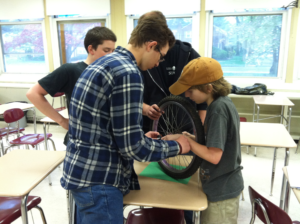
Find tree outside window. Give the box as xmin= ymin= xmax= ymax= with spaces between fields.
xmin=1 ymin=23 xmax=46 ymax=73
xmin=57 ymin=20 xmax=105 ymax=64
xmin=212 ymin=14 xmax=282 ymax=77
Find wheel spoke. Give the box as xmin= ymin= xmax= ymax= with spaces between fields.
xmin=152 ymin=96 xmax=203 ymax=179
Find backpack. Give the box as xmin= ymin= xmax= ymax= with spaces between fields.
xmin=231 ymin=83 xmax=274 ymax=95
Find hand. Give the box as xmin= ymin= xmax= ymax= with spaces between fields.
xmin=175 ymin=135 xmax=191 ymax=154
xmin=145 ymin=131 xmax=160 ymax=139
xmin=58 ymin=117 xmax=69 ymax=130
xmin=145 ymin=104 xmax=163 ymax=120
xmin=161 ymin=134 xmax=182 ymax=141
xmin=182 ymin=131 xmax=196 ymax=141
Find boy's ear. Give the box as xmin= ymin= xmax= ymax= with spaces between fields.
xmin=146 ymin=41 xmax=158 ymax=52
xmin=87 ymin=45 xmax=94 ymax=55
xmin=206 ymin=84 xmax=213 ymax=93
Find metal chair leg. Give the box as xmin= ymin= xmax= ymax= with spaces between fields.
xmin=0 ymin=140 xmax=4 ymax=157
xmin=48 ymin=138 xmax=57 ymax=151
xmin=296 ymin=138 xmax=299 ymax=154
xmin=35 ymin=205 xmax=47 ymax=224
xmin=4 ymin=145 xmax=14 ymax=154
xmin=241 ymin=191 xmax=245 ymax=201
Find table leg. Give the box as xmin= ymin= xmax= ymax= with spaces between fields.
xmin=193 ymin=211 xmax=200 ymax=224
xmin=288 ymin=107 xmax=292 ymax=133
xmin=256 ymin=105 xmax=260 ymax=123
xmin=283 ymin=179 xmax=291 ymax=213
xmin=280 ymin=106 xmax=283 ymax=124
xmin=270 ymin=147 xmax=278 ymax=196
xmin=43 ymin=123 xmax=52 ymax=186
xmin=280 ymin=148 xmax=290 ymax=209
xmin=253 ymin=103 xmax=255 ymax=122
xmin=21 ymin=194 xmax=29 ymax=224
xmin=254 ymin=105 xmax=260 ymax=157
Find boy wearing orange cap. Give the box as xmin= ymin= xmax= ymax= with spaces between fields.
xmin=164 ymin=57 xmax=244 ymax=224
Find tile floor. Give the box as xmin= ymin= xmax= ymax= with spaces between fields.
xmin=2 ymin=122 xmax=300 ymax=224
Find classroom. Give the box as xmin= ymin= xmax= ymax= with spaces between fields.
xmin=0 ymin=0 xmax=299 ymax=224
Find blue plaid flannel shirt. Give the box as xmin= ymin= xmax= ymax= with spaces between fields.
xmin=60 ymin=46 xmax=180 ymax=195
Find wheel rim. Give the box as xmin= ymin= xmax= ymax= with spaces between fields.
xmin=152 ymin=100 xmax=199 ymax=173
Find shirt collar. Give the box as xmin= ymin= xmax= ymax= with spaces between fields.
xmin=115 ymin=46 xmax=138 ymax=67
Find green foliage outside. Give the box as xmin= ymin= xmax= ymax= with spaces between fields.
xmin=212 ymin=13 xmax=282 ymax=77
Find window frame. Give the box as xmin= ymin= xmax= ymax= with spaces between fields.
xmin=126 ymin=13 xmax=200 ymax=53
xmin=0 ymin=20 xmax=49 ymax=76
xmin=294 ymin=10 xmax=300 ymax=83
xmin=49 ymin=15 xmax=111 ymax=69
xmin=205 ymin=10 xmax=292 ymax=87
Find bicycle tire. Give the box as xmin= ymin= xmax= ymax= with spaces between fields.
xmin=150 ymin=96 xmax=205 ymax=179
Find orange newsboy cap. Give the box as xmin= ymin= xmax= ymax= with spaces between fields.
xmin=169 ymin=57 xmax=223 ymax=95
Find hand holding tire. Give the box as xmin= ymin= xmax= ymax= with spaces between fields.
xmin=175 ymin=135 xmax=191 ymax=154
xmin=146 ymin=104 xmax=163 ymax=120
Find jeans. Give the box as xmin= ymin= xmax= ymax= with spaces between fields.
xmin=71 ymin=184 xmax=123 ymax=224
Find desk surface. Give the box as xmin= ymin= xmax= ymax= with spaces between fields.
xmin=0 ymin=150 xmax=65 ymax=197
xmin=0 ymin=103 xmax=34 ymax=115
xmin=253 ymin=95 xmax=294 ymax=106
xmin=123 ymin=161 xmax=207 ymax=211
xmin=40 ymin=109 xmax=69 ymax=123
xmin=282 ymin=167 xmax=300 ymax=204
xmin=240 ymin=122 xmax=297 ymax=148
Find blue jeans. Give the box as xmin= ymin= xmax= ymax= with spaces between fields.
xmin=71 ymin=184 xmax=123 ymax=224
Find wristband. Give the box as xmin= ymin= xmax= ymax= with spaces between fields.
xmin=177 ymin=142 xmax=182 ymax=155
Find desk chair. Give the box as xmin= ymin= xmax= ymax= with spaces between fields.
xmin=249 ymin=186 xmax=300 ymax=224
xmin=3 ymin=108 xmax=56 ymax=155
xmin=0 ymin=127 xmax=25 ymax=157
xmin=126 ymin=207 xmax=184 ymax=224
xmin=0 ymin=196 xmax=47 ymax=224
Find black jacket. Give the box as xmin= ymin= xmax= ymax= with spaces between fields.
xmin=142 ymin=40 xmax=207 ymax=132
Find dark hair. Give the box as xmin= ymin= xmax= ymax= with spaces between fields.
xmin=129 ymin=16 xmax=175 ymax=50
xmin=84 ymin=27 xmax=117 ymax=53
xmin=138 ymin=11 xmax=166 ymax=24
xmin=191 ymin=77 xmax=232 ymax=99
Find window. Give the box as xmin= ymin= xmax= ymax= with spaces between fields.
xmin=57 ymin=20 xmax=105 ymax=64
xmin=133 ymin=17 xmax=193 ymax=45
xmin=0 ymin=21 xmax=47 ymax=73
xmin=128 ymin=14 xmax=200 ymax=52
xmin=206 ymin=9 xmax=290 ymax=80
xmin=50 ymin=17 xmax=108 ymax=68
xmin=294 ymin=10 xmax=300 ymax=82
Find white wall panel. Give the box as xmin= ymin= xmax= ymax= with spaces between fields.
xmin=206 ymin=0 xmax=293 ymax=11
xmin=0 ymin=0 xmax=44 ymax=20
xmin=46 ymin=0 xmax=110 ymax=16
xmin=125 ymin=0 xmax=201 ymax=16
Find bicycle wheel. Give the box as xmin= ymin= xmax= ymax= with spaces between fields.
xmin=150 ymin=96 xmax=205 ymax=179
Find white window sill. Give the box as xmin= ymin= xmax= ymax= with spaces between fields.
xmin=0 ymin=73 xmax=48 ymax=88
xmin=226 ymin=77 xmax=300 ymax=92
